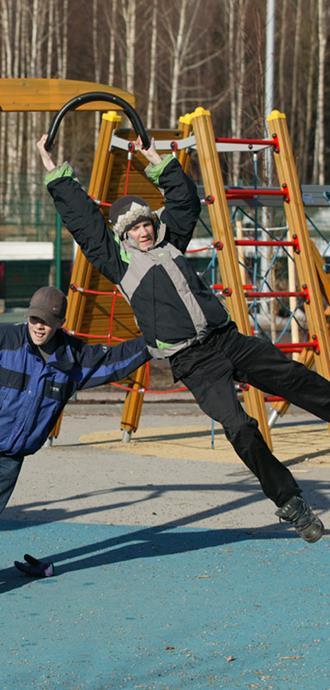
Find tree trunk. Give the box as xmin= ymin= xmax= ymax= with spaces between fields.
xmin=278 ymin=0 xmax=287 ymax=112
xmin=121 ymin=0 xmax=136 ymax=94
xmin=108 ymin=0 xmax=117 ymax=85
xmin=93 ymin=0 xmax=101 ymax=150
xmin=290 ymin=0 xmax=302 ymax=142
xmin=301 ymin=0 xmax=317 ymax=181
xmin=147 ymin=0 xmax=157 ymax=129
xmin=170 ymin=0 xmax=187 ymax=127
xmin=313 ymin=0 xmax=326 ymax=183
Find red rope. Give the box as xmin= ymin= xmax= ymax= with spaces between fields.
xmin=70 ymin=283 xmax=125 ymax=298
xmin=123 ymin=158 xmax=131 ymax=195
xmin=107 ymin=287 xmax=119 ymax=343
xmin=89 ymin=145 xmax=134 ymax=206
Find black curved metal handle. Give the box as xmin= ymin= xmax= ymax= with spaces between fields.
xmin=45 ymin=91 xmax=150 ymax=151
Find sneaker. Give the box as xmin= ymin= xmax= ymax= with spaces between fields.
xmin=275 ymin=495 xmax=324 ymax=543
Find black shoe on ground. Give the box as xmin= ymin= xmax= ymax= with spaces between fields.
xmin=275 ymin=495 xmax=324 ymax=543
xmin=14 ymin=553 xmax=54 ymax=577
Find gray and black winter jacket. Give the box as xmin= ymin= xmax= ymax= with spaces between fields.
xmin=46 ymin=156 xmax=229 ymax=358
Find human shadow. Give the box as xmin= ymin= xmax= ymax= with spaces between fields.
xmin=1 ymin=474 xmax=329 ymax=595
xmin=2 ymin=471 xmax=329 ymax=530
xmin=53 ymin=418 xmax=327 ymax=449
xmin=0 ymin=520 xmax=295 ymax=595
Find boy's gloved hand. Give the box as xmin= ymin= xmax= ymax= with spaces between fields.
xmin=14 ymin=553 xmax=54 ymax=578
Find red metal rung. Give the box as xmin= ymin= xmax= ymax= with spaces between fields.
xmin=245 ymin=290 xmax=307 ymax=299
xmin=275 ymin=338 xmax=319 ymax=353
xmin=234 ymin=239 xmax=297 ymax=248
xmin=215 ymin=136 xmax=280 ymax=150
xmin=226 ymin=188 xmax=289 ymax=201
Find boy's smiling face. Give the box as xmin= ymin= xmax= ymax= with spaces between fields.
xmin=28 ymin=316 xmax=59 ymax=346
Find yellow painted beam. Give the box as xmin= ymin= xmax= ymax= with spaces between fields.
xmin=0 ymin=78 xmax=134 ymax=111
xmin=190 ymin=107 xmax=272 ymax=449
xmin=267 ymin=110 xmax=330 ymax=381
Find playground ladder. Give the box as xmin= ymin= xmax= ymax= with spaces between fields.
xmin=188 ymin=107 xmax=329 ymax=435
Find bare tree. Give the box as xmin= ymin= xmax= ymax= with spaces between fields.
xmin=53 ymin=0 xmax=68 ymax=163
xmin=108 ymin=0 xmax=118 ymax=86
xmin=313 ymin=0 xmax=326 ymax=183
xmin=278 ymin=0 xmax=288 ymax=112
xmin=227 ymin=0 xmax=247 ymax=183
xmin=0 ymin=0 xmax=329 ymax=206
xmin=290 ymin=0 xmax=302 ymax=141
xmin=121 ymin=0 xmax=136 ymax=94
xmin=146 ymin=0 xmax=157 ymax=128
xmin=301 ymin=0 xmax=317 ymax=181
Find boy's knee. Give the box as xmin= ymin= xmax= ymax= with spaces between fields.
xmin=225 ymin=419 xmax=259 ymax=449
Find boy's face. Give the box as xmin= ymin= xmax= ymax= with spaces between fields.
xmin=28 ymin=316 xmax=58 ymax=346
xmin=127 ymin=221 xmax=155 ymax=251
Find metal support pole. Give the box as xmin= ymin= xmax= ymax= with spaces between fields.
xmin=55 ymin=212 xmax=62 ymax=289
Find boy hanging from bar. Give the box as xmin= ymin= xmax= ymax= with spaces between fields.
xmin=37 ymin=133 xmax=330 ymax=543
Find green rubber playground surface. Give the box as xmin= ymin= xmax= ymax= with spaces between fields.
xmin=0 ymin=520 xmax=329 ymax=690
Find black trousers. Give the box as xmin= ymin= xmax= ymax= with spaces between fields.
xmin=170 ymin=323 xmax=330 ymax=507
xmin=0 ymin=454 xmax=24 ymax=515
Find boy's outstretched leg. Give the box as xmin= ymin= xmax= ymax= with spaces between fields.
xmin=173 ymin=347 xmax=325 ymax=543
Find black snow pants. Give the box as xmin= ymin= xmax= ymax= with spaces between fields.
xmin=170 ymin=322 xmax=330 ymax=507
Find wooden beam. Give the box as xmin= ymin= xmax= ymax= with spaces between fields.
xmin=0 ymin=78 xmax=135 ymax=112
xmin=267 ymin=110 xmax=330 ymax=381
xmin=190 ymin=107 xmax=272 ymax=449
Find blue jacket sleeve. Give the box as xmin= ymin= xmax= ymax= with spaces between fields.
xmin=74 ymin=335 xmax=150 ymax=390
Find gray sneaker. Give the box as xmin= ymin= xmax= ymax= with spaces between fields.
xmin=275 ymin=495 xmax=324 ymax=543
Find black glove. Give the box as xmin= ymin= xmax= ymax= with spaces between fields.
xmin=14 ymin=553 xmax=54 ymax=578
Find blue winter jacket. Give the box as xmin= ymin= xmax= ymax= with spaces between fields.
xmin=0 ymin=323 xmax=149 ymax=457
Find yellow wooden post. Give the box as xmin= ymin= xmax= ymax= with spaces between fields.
xmin=65 ymin=112 xmax=122 ymax=336
xmin=177 ymin=114 xmax=193 ymax=169
xmin=119 ymin=118 xmax=197 ymax=439
xmin=189 ymin=107 xmax=272 ymax=448
xmin=51 ymin=112 xmax=122 ymax=440
xmin=267 ymin=110 xmax=330 ymax=381
xmin=120 ymin=365 xmax=149 ymax=440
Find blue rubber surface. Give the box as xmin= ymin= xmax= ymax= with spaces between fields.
xmin=0 ymin=521 xmax=329 ymax=690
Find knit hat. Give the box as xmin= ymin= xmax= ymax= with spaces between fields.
xmin=28 ymin=286 xmax=67 ymax=328
xmin=109 ymin=195 xmax=154 ymax=238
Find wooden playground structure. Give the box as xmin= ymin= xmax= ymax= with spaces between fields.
xmin=1 ymin=79 xmax=329 ymax=450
